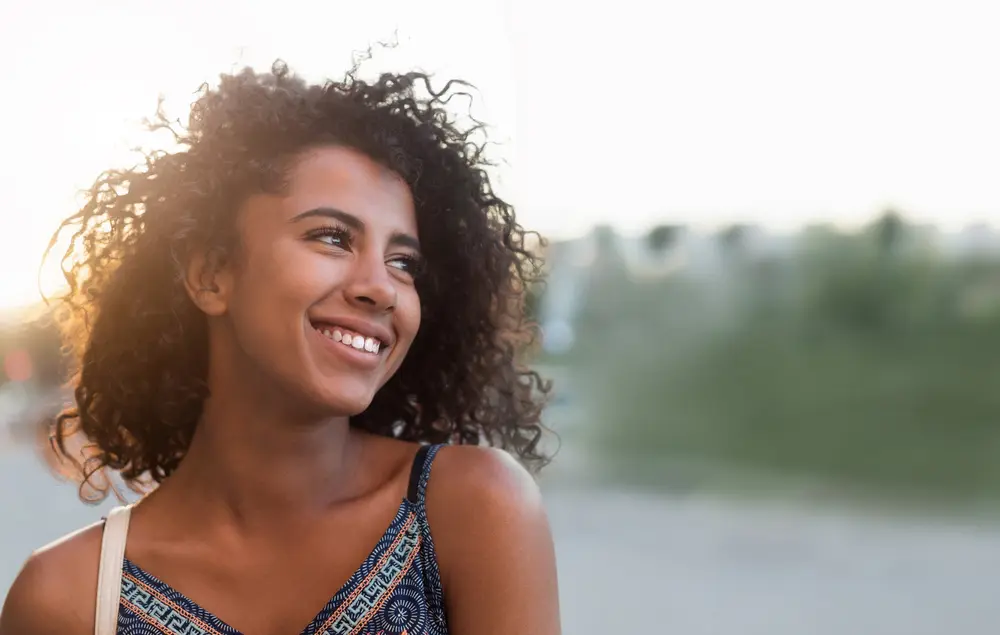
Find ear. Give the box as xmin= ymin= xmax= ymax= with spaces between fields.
xmin=183 ymin=246 xmax=234 ymax=317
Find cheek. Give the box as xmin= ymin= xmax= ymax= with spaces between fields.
xmin=390 ymin=290 xmax=422 ymax=360
xmin=400 ymin=291 xmax=422 ymax=340
xmin=238 ymin=241 xmax=327 ymax=305
xmin=228 ymin=257 xmax=313 ymax=340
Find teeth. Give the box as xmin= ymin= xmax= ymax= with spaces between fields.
xmin=316 ymin=325 xmax=383 ymax=355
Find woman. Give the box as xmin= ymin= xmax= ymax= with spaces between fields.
xmin=0 ymin=60 xmax=560 ymax=635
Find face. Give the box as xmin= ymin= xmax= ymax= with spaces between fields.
xmin=194 ymin=146 xmax=422 ymax=416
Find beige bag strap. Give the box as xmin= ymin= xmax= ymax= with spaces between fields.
xmin=95 ymin=505 xmax=132 ymax=635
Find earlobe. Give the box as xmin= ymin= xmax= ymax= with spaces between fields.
xmin=183 ymin=247 xmax=231 ymax=316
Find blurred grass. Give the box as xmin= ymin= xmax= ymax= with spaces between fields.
xmin=548 ymin=217 xmax=1000 ymax=506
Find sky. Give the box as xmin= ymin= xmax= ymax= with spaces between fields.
xmin=0 ymin=0 xmax=998 ymax=311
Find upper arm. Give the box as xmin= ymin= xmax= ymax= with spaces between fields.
xmin=426 ymin=446 xmax=561 ymax=635
xmin=0 ymin=554 xmax=64 ymax=635
xmin=0 ymin=525 xmax=102 ymax=635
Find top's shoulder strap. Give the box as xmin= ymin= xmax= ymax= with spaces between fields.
xmin=94 ymin=505 xmax=132 ymax=635
xmin=406 ymin=444 xmax=443 ymax=504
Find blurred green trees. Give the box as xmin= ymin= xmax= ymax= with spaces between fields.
xmin=553 ymin=212 xmax=1000 ymax=502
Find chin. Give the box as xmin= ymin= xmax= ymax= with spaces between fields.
xmin=311 ymin=377 xmax=378 ymax=417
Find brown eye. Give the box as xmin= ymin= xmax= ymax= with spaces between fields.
xmin=307 ymin=226 xmax=352 ymax=250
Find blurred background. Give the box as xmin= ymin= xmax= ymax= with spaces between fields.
xmin=3 ymin=1 xmax=1000 ymax=632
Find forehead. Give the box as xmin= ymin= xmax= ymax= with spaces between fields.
xmin=286 ymin=146 xmax=414 ymax=216
xmin=241 ymin=145 xmax=417 ymax=233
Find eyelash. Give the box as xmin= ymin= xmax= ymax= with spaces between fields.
xmin=307 ymin=225 xmax=351 ymax=248
xmin=305 ymin=225 xmax=424 ymax=277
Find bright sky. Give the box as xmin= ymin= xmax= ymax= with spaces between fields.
xmin=0 ymin=0 xmax=998 ymax=312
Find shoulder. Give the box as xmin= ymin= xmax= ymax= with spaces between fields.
xmin=0 ymin=521 xmax=104 ymax=635
xmin=421 ymin=444 xmax=550 ymax=560
xmin=426 ymin=444 xmax=544 ymax=515
xmin=423 ymin=446 xmax=560 ymax=632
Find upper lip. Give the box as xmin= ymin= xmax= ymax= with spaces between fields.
xmin=310 ymin=315 xmax=395 ymax=349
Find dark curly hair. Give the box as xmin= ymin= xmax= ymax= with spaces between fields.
xmin=46 ymin=58 xmax=551 ymax=501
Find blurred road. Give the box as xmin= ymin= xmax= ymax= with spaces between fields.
xmin=2 ymin=443 xmax=999 ymax=633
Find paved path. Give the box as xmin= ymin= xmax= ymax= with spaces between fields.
xmin=2 ymin=445 xmax=999 ymax=633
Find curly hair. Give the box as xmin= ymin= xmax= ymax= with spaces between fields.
xmin=46 ymin=58 xmax=551 ymax=501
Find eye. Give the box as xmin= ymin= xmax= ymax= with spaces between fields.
xmin=387 ymin=255 xmax=424 ymax=277
xmin=306 ymin=225 xmax=352 ymax=250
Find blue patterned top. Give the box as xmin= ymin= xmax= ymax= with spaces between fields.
xmin=114 ymin=444 xmax=448 ymax=635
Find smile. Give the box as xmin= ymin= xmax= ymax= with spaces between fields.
xmin=314 ymin=325 xmax=383 ymax=356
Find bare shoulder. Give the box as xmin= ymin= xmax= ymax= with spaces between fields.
xmin=0 ymin=521 xmax=104 ymax=635
xmin=427 ymin=445 xmax=544 ymax=514
xmin=426 ymin=445 xmax=560 ymax=634
xmin=422 ymin=444 xmax=550 ymax=574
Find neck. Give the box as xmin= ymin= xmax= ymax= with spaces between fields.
xmin=160 ymin=341 xmax=366 ymax=530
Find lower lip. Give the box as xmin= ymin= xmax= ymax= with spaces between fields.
xmin=311 ymin=328 xmax=385 ymax=368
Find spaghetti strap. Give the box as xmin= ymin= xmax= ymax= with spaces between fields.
xmin=405 ymin=444 xmax=447 ymax=628
xmin=406 ymin=444 xmax=443 ymax=504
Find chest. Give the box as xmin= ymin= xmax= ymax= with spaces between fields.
xmin=121 ymin=506 xmax=431 ymax=635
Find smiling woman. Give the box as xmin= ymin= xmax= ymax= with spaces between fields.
xmin=0 ymin=59 xmax=560 ymax=635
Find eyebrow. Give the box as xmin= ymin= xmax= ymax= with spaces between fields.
xmin=292 ymin=207 xmax=421 ymax=251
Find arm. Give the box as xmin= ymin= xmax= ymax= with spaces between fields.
xmin=428 ymin=447 xmax=561 ymax=635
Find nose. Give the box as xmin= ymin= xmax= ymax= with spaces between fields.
xmin=344 ymin=255 xmax=396 ymax=313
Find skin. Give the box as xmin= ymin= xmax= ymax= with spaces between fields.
xmin=0 ymin=146 xmax=561 ymax=635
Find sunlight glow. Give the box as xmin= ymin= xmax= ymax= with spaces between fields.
xmin=1 ymin=0 xmax=998 ymax=312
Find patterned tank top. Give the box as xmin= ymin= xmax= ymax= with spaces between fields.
xmin=114 ymin=444 xmax=449 ymax=635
